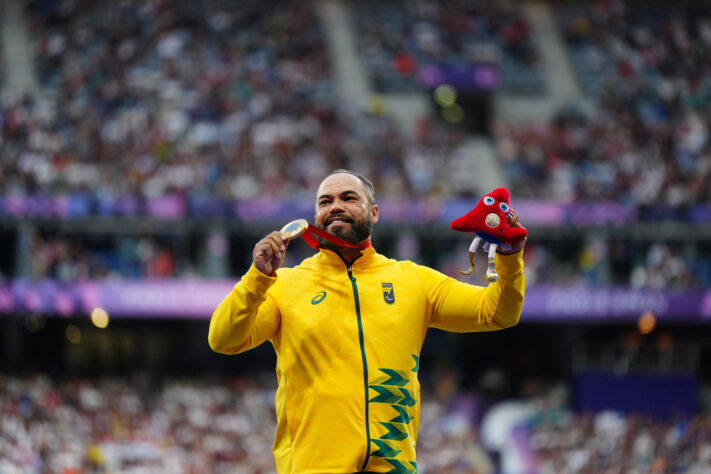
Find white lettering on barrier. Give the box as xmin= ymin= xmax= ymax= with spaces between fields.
xmin=610 ymin=291 xmax=668 ymax=315
xmin=121 ymin=286 xmax=171 ymax=311
xmin=547 ymin=290 xmax=599 ymax=316
xmin=114 ymin=282 xmax=234 ymax=316
xmin=547 ymin=289 xmax=669 ymax=317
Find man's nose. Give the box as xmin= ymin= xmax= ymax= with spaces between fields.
xmin=328 ymin=199 xmax=346 ymax=212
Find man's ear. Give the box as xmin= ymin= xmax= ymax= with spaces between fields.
xmin=371 ymin=204 xmax=379 ymax=225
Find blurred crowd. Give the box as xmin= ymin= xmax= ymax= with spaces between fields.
xmin=17 ymin=231 xmax=711 ymax=290
xmin=2 ymin=0 xmax=709 ymax=208
xmin=26 ymin=234 xmax=195 ymax=281
xmin=401 ymin=235 xmax=711 ymax=290
xmin=0 ymin=0 xmax=472 ymax=206
xmin=353 ymin=0 xmax=542 ymax=94
xmin=496 ymin=0 xmax=711 ymax=206
xmin=0 ymin=374 xmax=495 ymax=474
xmin=4 ymin=373 xmax=711 ymax=473
xmin=530 ymin=409 xmax=711 ymax=473
xmin=0 ymin=375 xmax=277 ymax=473
xmin=523 ymin=240 xmax=710 ymax=289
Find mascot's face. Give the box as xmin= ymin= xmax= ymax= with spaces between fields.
xmin=449 ymin=187 xmax=527 ymax=244
xmin=481 ymin=189 xmax=512 ymax=229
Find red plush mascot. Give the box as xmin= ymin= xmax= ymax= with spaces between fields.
xmin=450 ymin=187 xmax=527 ymax=282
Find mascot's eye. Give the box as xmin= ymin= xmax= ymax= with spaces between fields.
xmin=500 ymin=202 xmax=509 ymax=212
xmin=484 ymin=196 xmax=495 ymax=205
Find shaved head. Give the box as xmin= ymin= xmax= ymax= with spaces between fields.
xmin=316 ymin=169 xmax=375 ymax=206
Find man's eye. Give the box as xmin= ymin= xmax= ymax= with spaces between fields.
xmin=319 ymin=201 xmax=330 ymax=206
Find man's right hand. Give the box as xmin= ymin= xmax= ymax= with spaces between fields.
xmin=253 ymin=231 xmax=290 ymax=276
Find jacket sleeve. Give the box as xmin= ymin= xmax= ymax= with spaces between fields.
xmin=208 ymin=264 xmax=281 ymax=354
xmin=416 ymin=251 xmax=525 ymax=332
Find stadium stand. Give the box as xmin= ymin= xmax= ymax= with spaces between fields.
xmin=352 ymin=0 xmax=544 ymax=94
xmin=0 ymin=373 xmax=495 ymax=473
xmin=497 ymin=1 xmax=711 ymax=205
xmin=557 ymin=1 xmax=711 ymax=100
xmin=19 ymin=226 xmax=711 ymax=289
xmin=493 ymin=105 xmax=711 ymax=205
xmin=5 ymin=0 xmax=471 ymax=205
xmin=529 ymin=409 xmax=711 ymax=472
xmin=27 ymin=233 xmax=195 ymax=280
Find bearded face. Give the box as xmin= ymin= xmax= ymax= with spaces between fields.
xmin=314 ymin=173 xmax=379 ymax=251
xmin=317 ymin=209 xmax=373 ymax=248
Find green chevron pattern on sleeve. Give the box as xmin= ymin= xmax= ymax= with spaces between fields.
xmin=368 ymin=365 xmax=419 ymax=471
xmin=368 ymin=385 xmax=417 ymax=407
xmin=411 ymin=354 xmax=419 ymax=373
xmin=379 ymin=422 xmax=408 ymax=441
xmin=396 ymin=387 xmax=416 ymax=407
xmin=370 ymin=385 xmax=403 ymax=404
xmin=389 ymin=405 xmax=413 ymax=424
xmin=384 ymin=458 xmax=417 ymax=473
xmin=370 ymin=368 xmax=410 ymax=387
xmin=370 ymin=439 xmax=401 ymax=458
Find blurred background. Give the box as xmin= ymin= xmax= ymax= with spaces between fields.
xmin=2 ymin=0 xmax=711 ymax=472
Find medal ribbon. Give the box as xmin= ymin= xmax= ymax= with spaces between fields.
xmin=299 ymin=223 xmax=372 ymax=250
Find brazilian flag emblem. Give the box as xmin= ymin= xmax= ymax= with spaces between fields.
xmin=382 ymin=283 xmax=395 ymax=304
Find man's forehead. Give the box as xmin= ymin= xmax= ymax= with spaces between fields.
xmin=316 ymin=173 xmax=366 ymax=196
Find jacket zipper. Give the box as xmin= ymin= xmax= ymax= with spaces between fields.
xmin=348 ymin=264 xmax=371 ymax=471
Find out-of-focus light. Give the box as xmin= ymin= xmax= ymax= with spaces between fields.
xmin=91 ymin=308 xmax=110 ymax=329
xmin=441 ymin=104 xmax=464 ymax=123
xmin=66 ymin=324 xmax=82 ymax=344
xmin=434 ymin=84 xmax=457 ymax=107
xmin=638 ymin=311 xmax=656 ymax=335
xmin=368 ymin=95 xmax=387 ymax=115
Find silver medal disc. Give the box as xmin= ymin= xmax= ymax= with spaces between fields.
xmin=485 ymin=213 xmax=501 ymax=228
xmin=280 ymin=219 xmax=309 ymax=240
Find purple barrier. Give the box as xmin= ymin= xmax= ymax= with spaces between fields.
xmin=0 ymin=194 xmax=659 ymax=225
xmin=522 ymin=286 xmax=711 ymax=322
xmin=145 ymin=195 xmax=185 ymax=219
xmin=1 ymin=279 xmax=236 ymax=319
xmin=689 ymin=205 xmax=711 ymax=222
xmin=418 ymin=62 xmax=500 ymax=91
xmin=574 ymin=373 xmax=697 ymax=418
xmin=1 ymin=280 xmax=710 ymax=320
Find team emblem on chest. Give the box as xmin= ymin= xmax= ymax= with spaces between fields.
xmin=382 ymin=283 xmax=395 ymax=304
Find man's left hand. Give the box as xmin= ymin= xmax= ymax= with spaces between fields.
xmin=498 ymin=211 xmax=526 ymax=255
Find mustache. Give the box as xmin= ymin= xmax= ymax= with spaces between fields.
xmin=325 ymin=214 xmax=354 ymax=225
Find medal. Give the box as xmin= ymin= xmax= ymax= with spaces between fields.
xmin=280 ymin=219 xmax=372 ymax=250
xmin=280 ymin=219 xmax=309 ymax=240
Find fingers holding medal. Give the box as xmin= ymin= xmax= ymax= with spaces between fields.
xmin=253 ymin=229 xmax=291 ymax=276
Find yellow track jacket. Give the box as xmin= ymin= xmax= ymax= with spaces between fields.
xmin=209 ymin=246 xmax=525 ymax=473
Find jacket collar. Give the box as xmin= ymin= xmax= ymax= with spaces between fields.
xmin=315 ymin=246 xmax=377 ymax=269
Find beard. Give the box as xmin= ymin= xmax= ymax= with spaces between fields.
xmin=317 ymin=212 xmax=373 ymax=249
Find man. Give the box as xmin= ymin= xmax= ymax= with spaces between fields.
xmin=209 ymin=170 xmax=526 ymax=473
